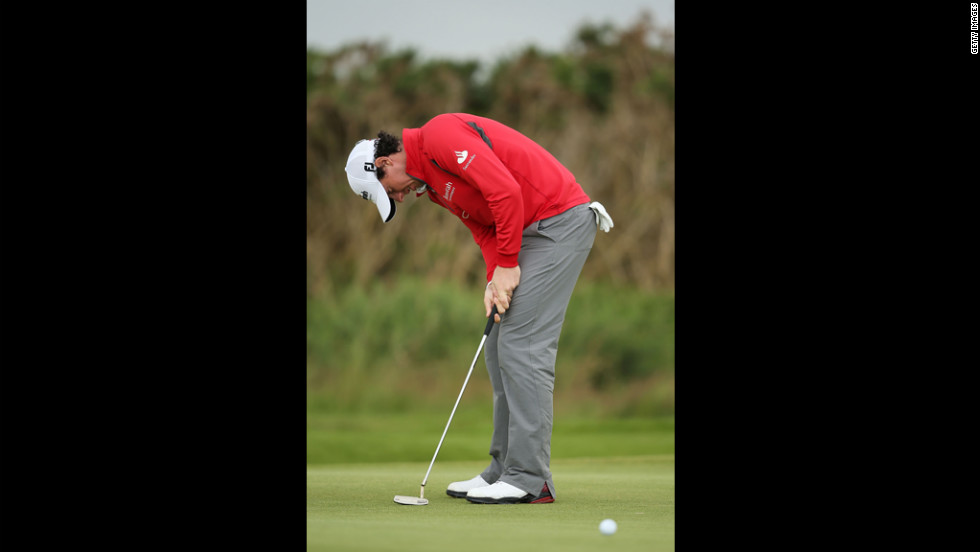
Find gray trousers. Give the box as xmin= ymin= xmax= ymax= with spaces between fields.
xmin=479 ymin=202 xmax=597 ymax=499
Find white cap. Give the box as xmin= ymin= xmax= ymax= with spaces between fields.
xmin=345 ymin=139 xmax=395 ymax=223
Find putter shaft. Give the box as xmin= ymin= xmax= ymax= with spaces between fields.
xmin=419 ymin=307 xmax=498 ymax=489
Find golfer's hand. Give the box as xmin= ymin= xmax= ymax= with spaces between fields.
xmin=488 ymin=264 xmax=520 ymax=320
xmin=484 ymin=284 xmax=500 ymax=323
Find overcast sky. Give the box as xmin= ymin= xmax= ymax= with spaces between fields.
xmin=307 ymin=0 xmax=674 ymax=63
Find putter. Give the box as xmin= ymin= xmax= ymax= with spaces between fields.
xmin=394 ymin=305 xmax=498 ymax=505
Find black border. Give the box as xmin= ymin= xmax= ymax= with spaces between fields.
xmin=1 ymin=4 xmax=305 ymax=547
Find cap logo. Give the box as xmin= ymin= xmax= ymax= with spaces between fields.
xmin=361 ymin=191 xmax=370 ymax=200
xmin=363 ymin=162 xmax=376 ymax=172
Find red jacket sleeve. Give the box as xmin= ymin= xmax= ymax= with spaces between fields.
xmin=460 ymin=214 xmax=498 ymax=283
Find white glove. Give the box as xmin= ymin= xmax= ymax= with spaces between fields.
xmin=589 ymin=201 xmax=614 ymax=233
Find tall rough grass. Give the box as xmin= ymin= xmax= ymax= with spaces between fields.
xmin=307 ymin=279 xmax=673 ymax=418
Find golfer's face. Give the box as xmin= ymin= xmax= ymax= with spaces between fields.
xmin=377 ymin=152 xmax=420 ymax=202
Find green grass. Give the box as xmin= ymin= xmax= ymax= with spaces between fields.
xmin=307 ymin=408 xmax=674 ymax=464
xmin=307 ymin=455 xmax=674 ymax=552
xmin=308 ymin=280 xmax=675 ymax=549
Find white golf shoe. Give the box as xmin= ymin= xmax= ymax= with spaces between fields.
xmin=446 ymin=475 xmax=490 ymax=498
xmin=466 ymin=481 xmax=554 ymax=504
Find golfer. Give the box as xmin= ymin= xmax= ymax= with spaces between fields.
xmin=345 ymin=113 xmax=613 ymax=504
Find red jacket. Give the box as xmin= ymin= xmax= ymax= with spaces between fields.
xmin=402 ymin=113 xmax=591 ymax=282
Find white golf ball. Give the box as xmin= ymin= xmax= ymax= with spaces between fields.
xmin=599 ymin=519 xmax=617 ymax=535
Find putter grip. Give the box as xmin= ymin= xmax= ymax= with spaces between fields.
xmin=484 ymin=305 xmax=498 ymax=336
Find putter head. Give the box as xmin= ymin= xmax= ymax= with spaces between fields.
xmin=393 ymin=495 xmax=428 ymax=505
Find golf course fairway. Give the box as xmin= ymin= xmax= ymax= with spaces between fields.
xmin=307 ymin=454 xmax=674 ymax=551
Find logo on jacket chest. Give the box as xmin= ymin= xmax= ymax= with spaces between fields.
xmin=436 ymin=181 xmax=467 ymax=218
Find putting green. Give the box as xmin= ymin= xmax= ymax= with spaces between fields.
xmin=307 ymin=455 xmax=674 ymax=552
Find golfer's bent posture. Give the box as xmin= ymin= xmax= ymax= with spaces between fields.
xmin=345 ymin=113 xmax=613 ymax=504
